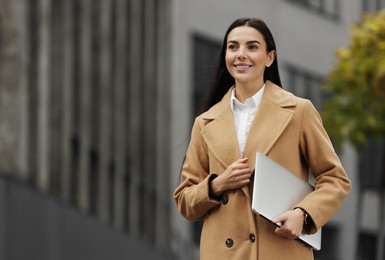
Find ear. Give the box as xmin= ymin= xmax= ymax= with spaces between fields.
xmin=266 ymin=50 xmax=276 ymax=68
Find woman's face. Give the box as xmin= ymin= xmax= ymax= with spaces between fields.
xmin=225 ymin=26 xmax=275 ymax=87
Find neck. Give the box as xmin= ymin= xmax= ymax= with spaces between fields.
xmin=235 ymin=80 xmax=265 ymax=103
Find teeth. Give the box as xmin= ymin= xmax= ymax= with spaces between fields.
xmin=236 ymin=65 xmax=250 ymax=70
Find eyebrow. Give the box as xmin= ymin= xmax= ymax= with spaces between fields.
xmin=227 ymin=40 xmax=261 ymax=45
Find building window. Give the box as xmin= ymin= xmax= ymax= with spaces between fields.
xmin=357 ymin=140 xmax=385 ymax=260
xmin=357 ymin=231 xmax=378 ymax=260
xmin=284 ymin=0 xmax=340 ymax=21
xmin=191 ymin=34 xmax=221 ymax=245
xmin=362 ymin=0 xmax=385 ymax=12
xmin=281 ymin=62 xmax=326 ymax=110
xmin=313 ymin=225 xmax=340 ymax=260
xmin=192 ymin=34 xmax=221 ymax=117
xmin=359 ymin=139 xmax=385 ymax=190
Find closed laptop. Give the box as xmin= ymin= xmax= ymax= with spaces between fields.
xmin=252 ymin=152 xmax=322 ymax=251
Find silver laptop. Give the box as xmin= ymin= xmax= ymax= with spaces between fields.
xmin=252 ymin=152 xmax=322 ymax=251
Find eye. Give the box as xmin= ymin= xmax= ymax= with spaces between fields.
xmin=248 ymin=44 xmax=258 ymax=50
xmin=227 ymin=44 xmax=238 ymax=51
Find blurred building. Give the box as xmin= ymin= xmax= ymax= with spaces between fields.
xmin=0 ymin=0 xmax=384 ymax=260
xmin=0 ymin=0 xmax=172 ymax=259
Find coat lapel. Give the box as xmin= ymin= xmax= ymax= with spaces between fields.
xmin=242 ymin=81 xmax=296 ymax=199
xmin=200 ymin=82 xmax=297 ymax=202
xmin=243 ymin=83 xmax=296 ymax=161
xmin=201 ymin=88 xmax=240 ymax=169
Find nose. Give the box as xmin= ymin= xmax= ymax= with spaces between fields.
xmin=237 ymin=47 xmax=247 ymax=59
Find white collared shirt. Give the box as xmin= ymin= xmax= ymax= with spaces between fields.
xmin=230 ymin=84 xmax=265 ymax=157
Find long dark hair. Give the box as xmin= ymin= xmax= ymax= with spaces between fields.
xmin=202 ymin=18 xmax=282 ymax=112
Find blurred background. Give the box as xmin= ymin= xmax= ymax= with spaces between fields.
xmin=0 ymin=0 xmax=384 ymax=259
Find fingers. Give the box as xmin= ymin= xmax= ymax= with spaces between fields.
xmin=273 ymin=210 xmax=304 ymax=239
xmin=216 ymin=158 xmax=252 ymax=191
xmin=237 ymin=157 xmax=249 ymax=163
xmin=229 ymin=157 xmax=250 ymax=174
xmin=228 ymin=158 xmax=252 ymax=182
xmin=272 ymin=215 xmax=284 ymax=226
xmin=275 ymin=222 xmax=301 ymax=239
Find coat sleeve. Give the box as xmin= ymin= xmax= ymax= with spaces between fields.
xmin=296 ymin=100 xmax=351 ymax=233
xmin=173 ymin=118 xmax=221 ymax=222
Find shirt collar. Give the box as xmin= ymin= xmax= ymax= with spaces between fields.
xmin=230 ymin=83 xmax=265 ymax=112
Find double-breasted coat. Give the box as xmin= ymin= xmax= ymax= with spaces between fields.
xmin=174 ymin=81 xmax=351 ymax=260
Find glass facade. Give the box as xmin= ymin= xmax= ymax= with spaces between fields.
xmin=362 ymin=0 xmax=385 ymax=12
xmin=284 ymin=0 xmax=340 ymax=20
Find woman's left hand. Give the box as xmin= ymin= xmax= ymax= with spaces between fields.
xmin=272 ymin=208 xmax=305 ymax=239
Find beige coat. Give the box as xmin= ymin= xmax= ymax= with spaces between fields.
xmin=174 ymin=81 xmax=351 ymax=260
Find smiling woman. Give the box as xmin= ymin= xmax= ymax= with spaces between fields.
xmin=225 ymin=26 xmax=275 ymax=102
xmin=201 ymin=18 xmax=282 ymax=112
xmin=174 ymin=17 xmax=351 ymax=260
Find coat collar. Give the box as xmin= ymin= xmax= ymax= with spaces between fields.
xmin=200 ymin=80 xmax=296 ymax=169
xmin=200 ymin=81 xmax=296 ymax=202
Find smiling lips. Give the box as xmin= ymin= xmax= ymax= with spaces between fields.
xmin=234 ymin=64 xmax=252 ymax=71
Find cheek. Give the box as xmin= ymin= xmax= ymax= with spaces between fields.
xmin=225 ymin=53 xmax=233 ymax=71
xmin=250 ymin=54 xmax=268 ymax=67
xmin=225 ymin=52 xmax=235 ymax=71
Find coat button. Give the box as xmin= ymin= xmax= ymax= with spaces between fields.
xmin=222 ymin=194 xmax=229 ymax=205
xmin=249 ymin=233 xmax=255 ymax=242
xmin=225 ymin=238 xmax=233 ymax=248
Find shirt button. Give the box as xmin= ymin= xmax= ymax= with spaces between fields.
xmin=249 ymin=233 xmax=255 ymax=242
xmin=225 ymin=238 xmax=234 ymax=248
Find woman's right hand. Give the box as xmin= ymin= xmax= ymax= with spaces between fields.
xmin=210 ymin=157 xmax=252 ymax=196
